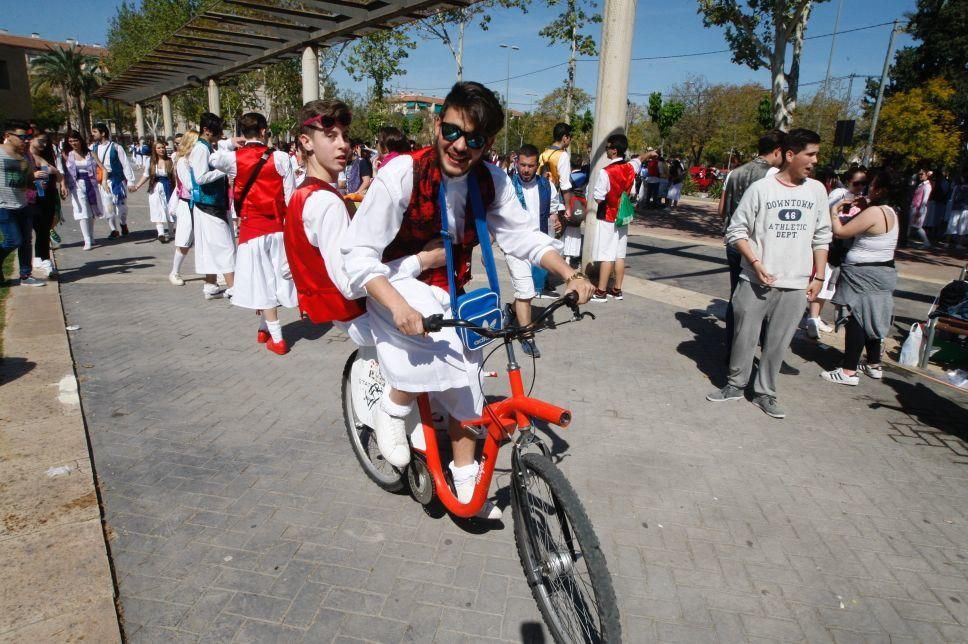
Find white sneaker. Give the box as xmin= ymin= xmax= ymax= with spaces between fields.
xmin=216 ymin=274 xmax=227 ymax=287
xmin=203 ymin=284 xmax=224 ymax=300
xmin=373 ymin=405 xmax=411 ymax=468
xmin=860 ymin=363 xmax=883 ymax=380
xmin=820 ymin=368 xmax=859 ymax=386
xmin=805 ymin=317 xmax=829 ymax=339
xmin=168 ymin=273 xmax=185 ymax=286
xmin=816 ymin=318 xmax=833 ymax=332
xmin=452 ymin=462 xmax=502 ymax=520
xmin=83 ymin=242 xmax=92 ymax=251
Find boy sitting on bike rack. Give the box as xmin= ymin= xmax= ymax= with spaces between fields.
xmin=341 ymin=82 xmax=595 ymax=520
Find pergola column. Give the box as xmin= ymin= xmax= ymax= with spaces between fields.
xmin=161 ymin=94 xmax=174 ymax=141
xmin=581 ymin=0 xmax=638 ymax=269
xmin=301 ymin=46 xmax=319 ymax=103
xmin=207 ymin=79 xmax=220 ymax=116
xmin=134 ymin=103 xmax=145 ymax=139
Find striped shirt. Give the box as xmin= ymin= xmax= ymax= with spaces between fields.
xmin=0 ymin=147 xmax=30 ymax=209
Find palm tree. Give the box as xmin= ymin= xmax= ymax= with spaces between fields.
xmin=31 ymin=46 xmax=104 ymax=132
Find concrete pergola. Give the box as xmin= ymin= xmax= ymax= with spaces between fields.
xmin=94 ymin=0 xmax=479 ymax=140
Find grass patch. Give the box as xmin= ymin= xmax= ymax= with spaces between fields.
xmin=0 ymin=252 xmax=16 ymax=358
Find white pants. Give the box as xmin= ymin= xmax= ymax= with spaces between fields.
xmin=593 ymin=220 xmax=628 ymax=262
xmin=365 ymin=278 xmax=484 ymax=421
xmin=231 ymin=232 xmax=297 ymax=310
xmin=193 ymin=206 xmax=236 ymax=275
xmin=99 ymin=185 xmax=127 ymax=225
xmin=505 ymin=254 xmax=536 ymax=300
xmin=561 ymin=226 xmax=582 ymax=257
xmin=69 ymin=187 xmax=100 ymax=221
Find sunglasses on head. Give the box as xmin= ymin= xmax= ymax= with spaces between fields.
xmin=302 ymin=112 xmax=352 ymax=130
xmin=440 ymin=122 xmax=486 ymax=150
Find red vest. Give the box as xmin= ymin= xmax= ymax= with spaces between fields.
xmin=602 ymin=161 xmax=636 ymax=223
xmin=283 ymin=178 xmax=366 ymax=324
xmin=235 ymin=144 xmax=286 ymax=244
xmin=381 ymin=146 xmax=495 ymax=291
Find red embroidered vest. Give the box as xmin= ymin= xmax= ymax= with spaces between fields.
xmin=283 ymin=178 xmax=366 ymax=323
xmin=235 ymin=144 xmax=286 ymax=244
xmin=381 ymin=146 xmax=495 ymax=291
xmin=602 ymin=161 xmax=636 ymax=223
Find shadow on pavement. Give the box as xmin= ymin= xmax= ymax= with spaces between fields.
xmin=57 ymin=256 xmax=155 ymax=283
xmin=674 ymin=303 xmax=729 ymax=385
xmin=0 ymin=356 xmax=36 ymax=386
xmin=284 ymin=319 xmax=333 ymax=347
xmin=873 ymin=375 xmax=968 ymax=441
xmin=634 ymin=202 xmax=725 ymax=238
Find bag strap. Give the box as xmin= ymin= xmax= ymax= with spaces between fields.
xmin=234 ymin=147 xmax=274 ymax=216
xmin=438 ymin=172 xmax=501 ymax=312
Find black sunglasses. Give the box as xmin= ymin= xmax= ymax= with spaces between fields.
xmin=302 ymin=112 xmax=352 ymax=130
xmin=440 ymin=122 xmax=486 ymax=150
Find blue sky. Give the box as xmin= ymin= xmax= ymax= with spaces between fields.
xmin=4 ymin=0 xmax=915 ymax=109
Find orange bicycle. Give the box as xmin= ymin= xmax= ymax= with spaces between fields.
xmin=342 ymin=293 xmax=621 ymax=643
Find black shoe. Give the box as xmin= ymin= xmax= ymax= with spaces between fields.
xmin=779 ymin=362 xmax=800 ymax=376
xmin=158 ymin=234 xmax=171 ymax=244
xmin=520 ymin=337 xmax=541 ymax=358
xmin=108 ymin=230 xmax=120 ymax=239
xmin=121 ymin=224 xmax=130 ymax=236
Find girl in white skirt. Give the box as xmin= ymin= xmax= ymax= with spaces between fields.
xmin=59 ymin=131 xmax=103 ymax=250
xmin=169 ymin=131 xmax=198 ymax=285
xmin=132 ymin=140 xmax=175 ymax=243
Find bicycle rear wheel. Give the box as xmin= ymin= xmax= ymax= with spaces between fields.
xmin=512 ymin=451 xmax=620 ymax=644
xmin=341 ymin=350 xmax=404 ymax=492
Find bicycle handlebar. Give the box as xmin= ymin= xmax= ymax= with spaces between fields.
xmin=423 ymin=291 xmax=591 ymax=339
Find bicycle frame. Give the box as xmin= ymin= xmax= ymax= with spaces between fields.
xmin=414 ymin=340 xmax=572 ymax=519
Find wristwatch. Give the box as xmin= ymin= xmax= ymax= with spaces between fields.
xmin=565 ymin=271 xmax=588 ymax=285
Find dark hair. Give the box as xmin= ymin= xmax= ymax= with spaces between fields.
xmin=757 ymin=129 xmax=784 ymax=155
xmin=552 ymin=122 xmax=573 ymax=142
xmin=867 ymin=167 xmax=897 ymax=205
xmin=298 ymin=100 xmax=351 ymax=136
xmin=377 ymin=126 xmax=409 ymax=154
xmin=92 ymin=123 xmax=109 ymax=138
xmin=174 ymin=132 xmax=183 ymax=139
xmin=65 ymin=129 xmax=89 ymax=156
xmin=606 ymin=133 xmax=628 ymax=156
xmin=843 ymin=167 xmax=867 ymax=184
xmin=239 ymin=112 xmax=268 ymax=138
xmin=35 ymin=133 xmax=58 ymax=166
xmin=440 ymin=81 xmax=504 ymax=139
xmin=408 ymin=139 xmax=418 ymax=151
xmin=517 ymin=143 xmax=539 ymax=158
xmin=781 ymin=128 xmax=821 ymax=156
xmin=3 ymin=119 xmax=29 ymax=134
xmin=199 ymin=112 xmax=224 ymax=137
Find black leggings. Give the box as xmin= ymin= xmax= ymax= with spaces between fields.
xmin=31 ymin=200 xmax=55 ymax=261
xmin=843 ymin=315 xmax=882 ymax=371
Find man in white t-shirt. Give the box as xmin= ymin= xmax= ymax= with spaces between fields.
xmin=707 ymin=128 xmax=831 ymax=419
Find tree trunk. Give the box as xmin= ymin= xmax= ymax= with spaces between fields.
xmin=62 ymin=87 xmax=73 ymax=132
xmin=564 ymin=0 xmax=577 ymax=124
xmin=456 ymin=21 xmax=465 ymax=82
xmin=770 ymin=2 xmax=791 ymax=131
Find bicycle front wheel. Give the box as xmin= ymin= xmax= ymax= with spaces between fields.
xmin=512 ymin=452 xmax=621 ymax=643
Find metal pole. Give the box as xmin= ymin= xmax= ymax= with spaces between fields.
xmin=500 ymin=44 xmax=518 ymax=155
xmin=864 ymin=20 xmax=900 ymax=166
xmin=816 ymin=0 xmax=844 ymax=132
xmin=845 ymin=73 xmax=856 ymax=118
xmin=581 ymin=0 xmax=638 ymax=269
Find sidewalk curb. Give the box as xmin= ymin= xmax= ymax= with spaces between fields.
xmin=0 ymin=274 xmax=122 ymax=642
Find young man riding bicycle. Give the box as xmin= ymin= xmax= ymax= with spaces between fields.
xmin=341 ymin=82 xmax=594 ymax=519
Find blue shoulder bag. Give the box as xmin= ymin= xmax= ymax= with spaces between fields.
xmin=439 ymin=172 xmax=503 ymax=351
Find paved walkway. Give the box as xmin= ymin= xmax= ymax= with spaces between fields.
xmin=51 ymin=192 xmax=968 ymax=643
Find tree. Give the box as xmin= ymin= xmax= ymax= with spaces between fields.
xmin=30 ymin=87 xmax=68 ymax=132
xmin=874 ymin=78 xmax=960 ymax=169
xmin=31 ymin=46 xmax=104 ymax=132
xmin=647 ymin=92 xmax=686 ymax=150
xmin=889 ymin=0 xmax=968 ymax=134
xmin=698 ymin=0 xmax=829 ymax=131
xmin=539 ymin=0 xmax=602 ymax=121
xmin=107 ymin=0 xmax=204 ymax=75
xmin=344 ymin=31 xmax=416 ymax=101
xmin=756 ymin=94 xmax=774 ymax=130
xmin=415 ymin=1 xmax=527 ymax=82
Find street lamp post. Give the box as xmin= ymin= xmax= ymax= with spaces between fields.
xmin=499 ymin=43 xmax=519 ymax=155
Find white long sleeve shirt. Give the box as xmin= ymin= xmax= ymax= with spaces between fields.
xmin=210 ymin=142 xmax=296 ymax=204
xmin=302 ymin=187 xmax=423 ymax=299
xmin=556 ymin=149 xmax=573 ymax=192
xmin=725 ymin=175 xmax=832 ymax=290
xmin=93 ymin=141 xmax=135 ymax=184
xmin=517 ymin=176 xmax=563 ymax=231
xmin=187 ymin=140 xmax=225 ymax=186
xmin=341 ymin=156 xmax=562 ymax=295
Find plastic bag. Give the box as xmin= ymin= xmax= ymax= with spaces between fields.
xmin=898 ymin=322 xmax=923 ymax=366
xmin=615 ymin=191 xmax=635 ymax=226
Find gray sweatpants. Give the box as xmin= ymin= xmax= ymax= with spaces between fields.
xmin=727 ymin=280 xmax=805 ymax=398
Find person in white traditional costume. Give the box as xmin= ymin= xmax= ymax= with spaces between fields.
xmin=91 ymin=123 xmax=134 ymax=238
xmin=131 ymin=140 xmax=175 ymax=243
xmin=341 ymin=82 xmax=595 ymax=519
xmin=210 ymin=112 xmax=297 ymax=354
xmin=59 ymin=130 xmax=104 ymax=250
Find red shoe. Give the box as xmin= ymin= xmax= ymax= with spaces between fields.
xmin=257 ymin=329 xmax=270 ymax=344
xmin=266 ymin=338 xmax=289 ymax=355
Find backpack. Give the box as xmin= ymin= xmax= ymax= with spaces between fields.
xmin=538 ymin=146 xmax=564 ymax=186
xmin=931 ymin=280 xmax=968 ymax=320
